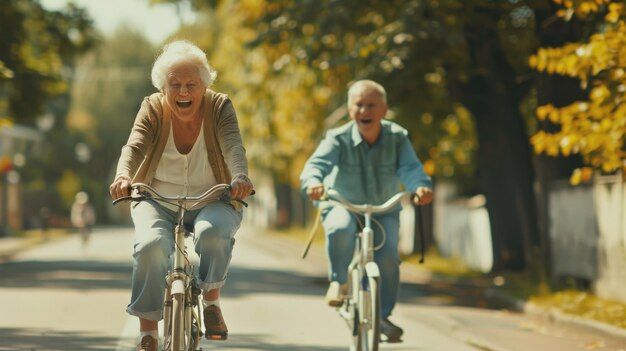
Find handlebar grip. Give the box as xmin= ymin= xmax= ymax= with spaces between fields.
xmin=112 ymin=196 xmax=134 ymax=206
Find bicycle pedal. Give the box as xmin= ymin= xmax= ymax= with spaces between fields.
xmin=206 ymin=333 xmax=227 ymax=341
xmin=380 ymin=334 xmax=402 ymax=343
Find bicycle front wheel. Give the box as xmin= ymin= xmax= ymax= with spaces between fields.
xmin=359 ymin=275 xmax=381 ymax=351
xmin=164 ymin=293 xmax=185 ymax=351
xmin=187 ymin=296 xmax=202 ymax=351
xmin=164 ymin=294 xmax=201 ymax=351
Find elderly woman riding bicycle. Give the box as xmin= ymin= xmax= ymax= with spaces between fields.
xmin=109 ymin=40 xmax=253 ymax=351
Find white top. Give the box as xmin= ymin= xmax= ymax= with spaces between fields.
xmin=152 ymin=120 xmax=217 ymax=201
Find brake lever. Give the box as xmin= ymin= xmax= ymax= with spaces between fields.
xmin=411 ymin=193 xmax=421 ymax=205
xmin=219 ymin=187 xmax=255 ymax=207
xmin=112 ymin=196 xmax=133 ymax=206
xmin=112 ymin=194 xmax=147 ymax=206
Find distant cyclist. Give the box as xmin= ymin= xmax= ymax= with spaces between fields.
xmin=300 ymin=79 xmax=433 ymax=342
xmin=70 ymin=191 xmax=95 ymax=246
xmin=109 ymin=40 xmax=253 ymax=351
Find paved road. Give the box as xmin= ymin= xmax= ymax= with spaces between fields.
xmin=0 ymin=226 xmax=625 ymax=351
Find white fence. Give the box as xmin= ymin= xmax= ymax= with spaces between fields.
xmin=588 ymin=174 xmax=626 ymax=301
xmin=433 ymin=181 xmax=493 ymax=273
xmin=434 ymin=174 xmax=626 ymax=303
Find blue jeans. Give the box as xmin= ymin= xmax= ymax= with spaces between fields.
xmin=321 ymin=206 xmax=401 ymax=319
xmin=127 ymin=200 xmax=242 ymax=321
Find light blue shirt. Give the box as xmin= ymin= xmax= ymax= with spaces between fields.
xmin=300 ymin=120 xmax=432 ymax=210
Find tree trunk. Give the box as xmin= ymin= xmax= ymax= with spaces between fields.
xmin=450 ymin=8 xmax=539 ymax=271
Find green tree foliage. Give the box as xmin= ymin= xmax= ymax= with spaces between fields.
xmin=64 ymin=27 xmax=156 ymax=215
xmin=243 ymin=0 xmax=486 ymax=185
xmin=161 ymin=0 xmax=543 ymax=270
xmin=161 ymin=0 xmax=619 ymax=271
xmin=0 ymin=0 xmax=98 ymax=124
xmin=241 ymin=0 xmax=543 ymax=270
xmin=162 ymin=0 xmax=331 ymax=184
xmin=17 ymin=26 xmax=154 ymax=224
xmin=530 ymin=0 xmax=626 ymax=184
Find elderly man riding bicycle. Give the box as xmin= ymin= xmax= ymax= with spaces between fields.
xmin=300 ymin=79 xmax=433 ymax=343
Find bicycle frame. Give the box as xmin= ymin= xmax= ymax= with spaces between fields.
xmin=325 ymin=189 xmax=412 ymax=351
xmin=114 ymin=182 xmax=238 ymax=351
xmin=162 ymin=203 xmax=201 ymax=351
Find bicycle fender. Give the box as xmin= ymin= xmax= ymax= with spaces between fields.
xmin=365 ymin=262 xmax=380 ymax=278
xmin=171 ymin=279 xmax=186 ymax=295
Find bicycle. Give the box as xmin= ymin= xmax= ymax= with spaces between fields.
xmin=113 ymin=182 xmax=250 ymax=351
xmin=321 ymin=188 xmax=415 ymax=351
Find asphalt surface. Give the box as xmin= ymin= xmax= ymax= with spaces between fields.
xmin=1 ymin=226 xmax=626 ymax=351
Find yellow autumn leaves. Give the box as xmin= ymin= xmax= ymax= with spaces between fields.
xmin=553 ymin=0 xmax=617 ymax=19
xmin=529 ymin=0 xmax=626 ymax=185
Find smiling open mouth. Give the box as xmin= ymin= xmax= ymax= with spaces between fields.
xmin=176 ymin=101 xmax=192 ymax=108
xmin=358 ymin=119 xmax=373 ymax=125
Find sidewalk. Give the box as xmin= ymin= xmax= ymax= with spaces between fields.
xmin=0 ymin=235 xmax=42 ymax=261
xmin=0 ymin=230 xmax=67 ymax=261
xmin=401 ymin=260 xmax=626 ymax=349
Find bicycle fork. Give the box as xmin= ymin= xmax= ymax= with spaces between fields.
xmin=361 ymin=214 xmax=380 ymax=281
xmin=163 ymin=208 xmax=201 ymax=351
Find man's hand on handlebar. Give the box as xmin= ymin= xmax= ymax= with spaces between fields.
xmin=109 ymin=176 xmax=132 ymax=200
xmin=306 ymin=184 xmax=325 ymax=201
xmin=413 ymin=187 xmax=433 ymax=206
xmin=230 ymin=174 xmax=254 ymax=199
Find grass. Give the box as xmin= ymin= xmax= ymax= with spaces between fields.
xmin=16 ymin=228 xmax=69 ymax=238
xmin=403 ymin=247 xmax=482 ymax=279
xmin=397 ymin=247 xmax=626 ymax=331
xmin=264 ymin=223 xmax=325 ymax=245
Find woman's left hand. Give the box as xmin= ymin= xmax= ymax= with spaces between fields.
xmin=230 ymin=174 xmax=254 ymax=199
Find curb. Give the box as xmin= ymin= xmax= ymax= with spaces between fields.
xmin=486 ymin=286 xmax=626 ymax=340
xmin=523 ymin=301 xmax=626 ymax=339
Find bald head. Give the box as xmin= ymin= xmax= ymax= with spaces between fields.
xmin=347 ymin=80 xmax=387 ymax=107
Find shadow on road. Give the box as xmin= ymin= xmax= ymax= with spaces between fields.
xmin=219 ymin=333 xmax=344 ymax=351
xmin=0 ymin=328 xmax=119 ymax=351
xmin=213 ymin=333 xmax=418 ymax=351
xmin=227 ymin=265 xmax=503 ymax=311
xmin=399 ymin=277 xmax=506 ymax=310
xmin=224 ymin=266 xmax=327 ymax=299
xmin=0 ymin=254 xmax=503 ymax=311
xmin=0 ymin=260 xmax=131 ymax=290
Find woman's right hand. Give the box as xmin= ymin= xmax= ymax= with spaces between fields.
xmin=109 ymin=176 xmax=132 ymax=200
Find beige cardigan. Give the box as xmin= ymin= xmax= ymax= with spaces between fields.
xmin=115 ymin=89 xmax=248 ymax=206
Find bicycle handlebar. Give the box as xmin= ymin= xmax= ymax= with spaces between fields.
xmin=324 ymin=188 xmax=415 ymax=214
xmin=112 ymin=183 xmax=253 ymax=208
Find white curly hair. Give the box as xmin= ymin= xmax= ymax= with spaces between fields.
xmin=151 ymin=40 xmax=217 ymax=91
